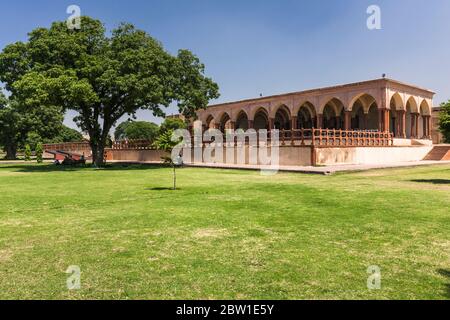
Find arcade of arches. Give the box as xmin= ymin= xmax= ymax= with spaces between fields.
xmin=198 ymin=79 xmax=435 ymax=140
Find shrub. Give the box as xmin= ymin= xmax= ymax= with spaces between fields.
xmin=35 ymin=142 xmax=43 ymax=163
xmin=24 ymin=144 xmax=32 ymax=161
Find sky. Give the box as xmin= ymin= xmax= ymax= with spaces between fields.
xmin=1 ymin=0 xmax=450 ymax=130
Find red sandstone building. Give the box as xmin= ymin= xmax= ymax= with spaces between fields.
xmin=196 ymin=78 xmax=434 ymax=141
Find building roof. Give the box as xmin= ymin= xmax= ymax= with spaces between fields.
xmin=206 ymin=78 xmax=435 ymax=109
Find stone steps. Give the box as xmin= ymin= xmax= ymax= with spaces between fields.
xmin=423 ymin=145 xmax=450 ymax=161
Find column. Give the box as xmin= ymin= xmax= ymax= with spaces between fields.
xmin=229 ymin=121 xmax=236 ymax=130
xmin=344 ymin=111 xmax=352 ymax=131
xmin=291 ymin=116 xmax=298 ymax=130
xmin=410 ymin=114 xmax=416 ymax=138
xmin=363 ymin=113 xmax=369 ymax=130
xmin=395 ymin=111 xmax=401 ymax=137
xmin=415 ymin=114 xmax=419 ymax=139
xmin=384 ymin=109 xmax=390 ymax=133
xmin=248 ymin=120 xmax=254 ymax=129
xmin=426 ymin=116 xmax=432 ymax=139
xmin=400 ymin=110 xmax=406 ymax=138
xmin=378 ymin=109 xmax=384 ymax=131
xmin=422 ymin=116 xmax=427 ymax=139
xmin=317 ymin=114 xmax=324 ymax=129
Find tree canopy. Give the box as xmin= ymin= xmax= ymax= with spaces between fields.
xmin=159 ymin=117 xmax=187 ymax=135
xmin=439 ymin=101 xmax=450 ymax=143
xmin=0 ymin=16 xmax=219 ymax=165
xmin=114 ymin=120 xmax=159 ymax=141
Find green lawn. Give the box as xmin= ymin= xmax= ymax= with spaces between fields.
xmin=0 ymin=163 xmax=449 ymax=300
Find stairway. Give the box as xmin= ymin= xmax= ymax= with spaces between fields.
xmin=423 ymin=145 xmax=450 ymax=161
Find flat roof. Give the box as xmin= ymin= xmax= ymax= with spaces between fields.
xmin=207 ymin=78 xmax=435 ymax=109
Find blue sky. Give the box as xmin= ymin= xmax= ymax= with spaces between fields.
xmin=1 ymin=0 xmax=450 ymax=129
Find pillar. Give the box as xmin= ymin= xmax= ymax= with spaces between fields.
xmin=378 ymin=109 xmax=384 ymax=131
xmin=269 ymin=118 xmax=275 ymax=130
xmin=410 ymin=114 xmax=416 ymax=139
xmin=414 ymin=113 xmax=420 ymax=139
xmin=344 ymin=111 xmax=351 ymax=130
xmin=229 ymin=121 xmax=236 ymax=130
xmin=384 ymin=109 xmax=390 ymax=133
xmin=428 ymin=116 xmax=432 ymax=139
xmin=248 ymin=120 xmax=254 ymax=129
xmin=422 ymin=116 xmax=427 ymax=139
xmin=395 ymin=111 xmax=400 ymax=137
xmin=363 ymin=113 xmax=369 ymax=130
xmin=317 ymin=114 xmax=323 ymax=129
xmin=424 ymin=116 xmax=431 ymax=139
xmin=335 ymin=116 xmax=341 ymax=129
xmin=400 ymin=110 xmax=406 ymax=138
xmin=291 ymin=116 xmax=298 ymax=130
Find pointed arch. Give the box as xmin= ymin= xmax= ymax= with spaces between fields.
xmin=349 ymin=93 xmax=377 ymax=113
xmin=273 ymin=104 xmax=291 ymax=130
xmin=390 ymin=92 xmax=404 ymax=110
xmin=321 ymin=98 xmax=344 ymax=129
xmin=218 ymin=112 xmax=232 ymax=132
xmin=235 ymin=110 xmax=249 ymax=130
xmin=297 ymin=102 xmax=316 ymax=129
xmin=419 ymin=99 xmax=431 ymax=116
xmin=205 ymin=115 xmax=215 ymax=129
xmin=253 ymin=108 xmax=269 ymax=131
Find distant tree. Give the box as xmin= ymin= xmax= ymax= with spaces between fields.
xmin=154 ymin=130 xmax=183 ymax=190
xmin=35 ymin=142 xmax=43 ymax=163
xmin=114 ymin=121 xmax=159 ymax=141
xmin=0 ymin=94 xmax=20 ymax=159
xmin=52 ymin=126 xmax=84 ymax=143
xmin=25 ymin=132 xmax=42 ymax=151
xmin=0 ymin=16 xmax=219 ymax=166
xmin=159 ymin=118 xmax=187 ymax=135
xmin=24 ymin=144 xmax=31 ymax=161
xmin=0 ymin=93 xmax=63 ymax=159
xmin=439 ymin=101 xmax=450 ymax=143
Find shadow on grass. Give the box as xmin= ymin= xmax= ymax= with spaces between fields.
xmin=0 ymin=163 xmax=167 ymax=173
xmin=410 ymin=179 xmax=450 ymax=185
xmin=437 ymin=269 xmax=450 ymax=299
xmin=145 ymin=187 xmax=180 ymax=191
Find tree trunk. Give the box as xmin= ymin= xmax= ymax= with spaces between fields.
xmin=5 ymin=144 xmax=17 ymax=160
xmin=90 ymin=142 xmax=106 ymax=167
xmin=95 ymin=144 xmax=106 ymax=167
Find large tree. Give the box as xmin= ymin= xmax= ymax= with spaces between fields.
xmin=439 ymin=101 xmax=450 ymax=143
xmin=0 ymin=17 xmax=219 ymax=166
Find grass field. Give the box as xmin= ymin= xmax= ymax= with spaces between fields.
xmin=0 ymin=163 xmax=449 ymax=300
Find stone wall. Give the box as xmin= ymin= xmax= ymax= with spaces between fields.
xmin=315 ymin=146 xmax=433 ymax=166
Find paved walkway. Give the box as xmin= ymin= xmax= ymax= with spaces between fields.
xmin=107 ymin=160 xmax=450 ymax=175
xmin=184 ymin=161 xmax=450 ymax=175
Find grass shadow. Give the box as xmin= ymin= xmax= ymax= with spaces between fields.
xmin=437 ymin=269 xmax=450 ymax=299
xmin=410 ymin=179 xmax=450 ymax=185
xmin=0 ymin=163 xmax=166 ymax=173
xmin=145 ymin=187 xmax=180 ymax=191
